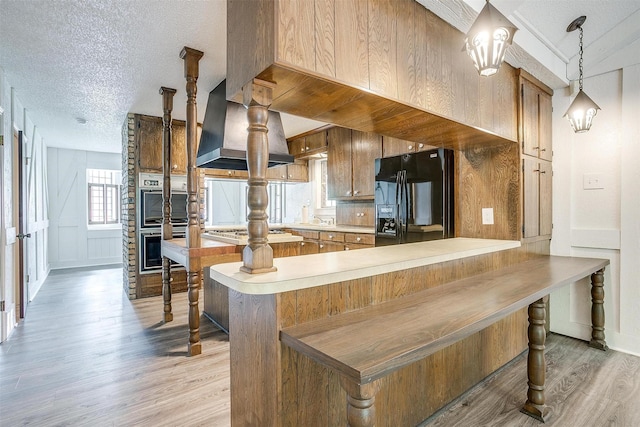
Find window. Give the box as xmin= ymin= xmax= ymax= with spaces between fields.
xmin=267 ymin=181 xmax=285 ymax=224
xmin=87 ymin=169 xmax=120 ymax=225
xmin=319 ymin=159 xmax=335 ymax=208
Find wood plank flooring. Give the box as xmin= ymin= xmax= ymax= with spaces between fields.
xmin=0 ymin=266 xmax=230 ymax=426
xmin=2 ymin=265 xmax=639 ymax=426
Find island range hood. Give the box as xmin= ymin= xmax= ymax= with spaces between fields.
xmin=196 ymin=79 xmax=294 ymax=170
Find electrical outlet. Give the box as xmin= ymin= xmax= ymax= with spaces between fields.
xmin=583 ymin=173 xmax=604 ymax=190
xmin=482 ymin=208 xmax=494 ymax=225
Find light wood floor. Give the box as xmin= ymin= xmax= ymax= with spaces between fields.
xmin=2 ymin=266 xmax=639 ymax=426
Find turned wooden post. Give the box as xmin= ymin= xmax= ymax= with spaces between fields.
xmin=180 ymin=46 xmax=204 ymax=356
xmin=339 ymin=377 xmax=381 ymax=427
xmin=589 ymin=268 xmax=608 ymax=351
xmin=240 ymin=79 xmax=277 ymax=274
xmin=160 ymin=86 xmax=177 ymax=323
xmin=521 ymin=297 xmax=548 ymax=422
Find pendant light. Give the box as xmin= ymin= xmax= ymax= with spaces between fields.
xmin=564 ymin=16 xmax=600 ymax=133
xmin=464 ymin=0 xmax=518 ymax=77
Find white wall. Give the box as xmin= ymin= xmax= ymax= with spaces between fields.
xmin=550 ymin=64 xmax=640 ymax=356
xmin=47 ymin=147 xmax=121 ymax=269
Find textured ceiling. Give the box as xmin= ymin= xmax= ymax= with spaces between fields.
xmin=1 ymin=0 xmax=639 ymax=154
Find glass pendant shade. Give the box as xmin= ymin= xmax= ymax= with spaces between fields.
xmin=464 ymin=1 xmax=518 ymax=76
xmin=564 ymin=89 xmax=601 ymax=133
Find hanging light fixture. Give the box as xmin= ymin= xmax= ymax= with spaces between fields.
xmin=564 ymin=16 xmax=600 ymax=133
xmin=464 ymin=0 xmax=518 ymax=77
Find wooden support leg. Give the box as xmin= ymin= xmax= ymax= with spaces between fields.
xmin=187 ymin=269 xmax=201 ymax=356
xmin=589 ymin=268 xmax=608 ymax=351
xmin=339 ymin=377 xmax=381 ymax=427
xmin=521 ymin=297 xmax=548 ymax=422
xmin=162 ymin=257 xmax=173 ymax=322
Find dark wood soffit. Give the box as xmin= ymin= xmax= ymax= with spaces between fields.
xmin=245 ymin=63 xmax=517 ymax=151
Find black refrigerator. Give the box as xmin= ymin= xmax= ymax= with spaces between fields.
xmin=374 ymin=148 xmax=454 ymax=246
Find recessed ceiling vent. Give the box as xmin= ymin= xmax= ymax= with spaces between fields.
xmin=196 ymin=79 xmax=293 ymax=170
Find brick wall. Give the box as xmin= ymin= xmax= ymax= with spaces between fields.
xmin=122 ymin=114 xmax=137 ymax=299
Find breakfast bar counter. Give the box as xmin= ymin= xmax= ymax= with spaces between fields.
xmin=209 ymin=237 xmax=520 ymax=294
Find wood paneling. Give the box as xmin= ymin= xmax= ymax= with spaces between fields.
xmin=456 ymin=143 xmax=521 ymax=241
xmin=368 ymin=0 xmax=398 ymax=99
xmin=335 ymin=0 xmax=369 ymax=88
xmin=538 ymin=91 xmax=553 ymax=161
xmin=229 ymin=0 xmax=519 ymax=145
xmin=226 ymin=0 xmax=275 ymax=99
xmin=315 ymin=0 xmax=335 ymax=77
xmin=278 ymin=0 xmax=315 ymax=70
xmin=523 ymin=157 xmax=540 ymax=239
xmin=539 ymin=160 xmax=553 ymax=236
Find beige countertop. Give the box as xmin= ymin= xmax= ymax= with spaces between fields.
xmin=209 ymin=237 xmax=521 ymax=295
xmin=204 ymin=224 xmax=375 ymax=234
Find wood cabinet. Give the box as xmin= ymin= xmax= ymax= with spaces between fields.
xmin=266 ymin=160 xmax=309 ymax=182
xmin=519 ymin=70 xmax=553 ymax=240
xmin=519 ymin=71 xmax=553 ymax=161
xmin=336 ymin=202 xmax=374 ymax=227
xmin=327 ymin=127 xmax=381 ymax=200
xmin=382 ymin=136 xmax=437 ymax=158
xmin=289 ymin=228 xmax=374 ymax=253
xmin=136 ymin=115 xmax=187 ymax=175
xmin=522 ymin=158 xmax=552 ymax=239
xmin=288 ymin=130 xmax=328 ymax=158
xmin=205 ymin=169 xmax=249 ymax=179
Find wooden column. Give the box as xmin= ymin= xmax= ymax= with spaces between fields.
xmin=589 ymin=268 xmax=608 ymax=351
xmin=179 ymin=46 xmax=204 ymax=356
xmin=339 ymin=377 xmax=381 ymax=427
xmin=240 ymin=79 xmax=277 ymax=274
xmin=160 ymin=86 xmax=177 ymax=323
xmin=521 ymin=297 xmax=548 ymax=422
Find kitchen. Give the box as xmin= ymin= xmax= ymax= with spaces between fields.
xmin=2 ymin=0 xmax=639 ymax=426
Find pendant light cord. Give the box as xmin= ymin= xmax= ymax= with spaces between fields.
xmin=578 ymin=26 xmax=584 ymax=91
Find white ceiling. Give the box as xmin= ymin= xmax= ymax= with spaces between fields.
xmin=1 ymin=0 xmax=639 ymax=154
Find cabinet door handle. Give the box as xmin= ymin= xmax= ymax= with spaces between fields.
xmin=533 ymin=169 xmax=540 ymax=173
xmin=356 ymin=237 xmax=361 ymax=242
xmin=344 ymin=246 xmax=350 ymax=251
xmin=532 ymin=146 xmax=540 ymax=150
xmin=306 ymin=146 xmax=310 ymax=150
xmin=301 ymin=242 xmax=305 ymax=246
xmin=346 ymin=190 xmax=352 ymax=196
xmin=418 ymin=143 xmax=424 ymax=149
xmin=408 ymin=145 xmax=413 ymax=150
xmin=540 ymin=170 xmax=546 ymax=174
xmin=540 ymin=148 xmax=546 ymax=152
xmin=354 ymin=190 xmax=359 ymax=195
xmin=328 ymin=234 xmax=334 ymax=239
xmin=319 ymin=244 xmax=324 ymax=249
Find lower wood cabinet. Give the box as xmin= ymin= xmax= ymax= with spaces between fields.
xmin=289 ymin=228 xmax=374 ymax=253
xmin=336 ymin=202 xmax=374 ymax=227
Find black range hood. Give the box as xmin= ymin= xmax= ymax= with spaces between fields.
xmin=196 ymin=79 xmax=294 ymax=170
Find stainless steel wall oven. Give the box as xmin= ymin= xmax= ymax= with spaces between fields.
xmin=139 ymin=229 xmax=185 ymax=273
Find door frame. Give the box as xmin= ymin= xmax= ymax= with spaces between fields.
xmin=14 ymin=129 xmax=27 ymax=319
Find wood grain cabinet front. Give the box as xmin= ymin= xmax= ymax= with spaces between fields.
xmin=518 ymin=70 xmax=553 ymax=240
xmin=288 ymin=131 xmax=328 ymax=159
xmin=265 ymin=160 xmax=309 ymax=182
xmin=382 ymin=136 xmax=437 ymax=158
xmin=136 ymin=115 xmax=188 ymax=175
xmin=327 ymin=127 xmax=381 ymax=200
xmin=522 ymin=158 xmax=552 ymax=239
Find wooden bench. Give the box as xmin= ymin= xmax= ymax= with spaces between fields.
xmin=280 ymin=255 xmax=609 ymax=426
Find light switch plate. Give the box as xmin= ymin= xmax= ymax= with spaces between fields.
xmin=583 ymin=173 xmax=604 ymax=190
xmin=482 ymin=208 xmax=494 ymax=225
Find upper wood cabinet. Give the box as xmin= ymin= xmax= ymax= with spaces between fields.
xmin=136 ymin=115 xmax=187 ymax=175
xmin=382 ymin=136 xmax=437 ymax=158
xmin=288 ymin=130 xmax=328 ymax=159
xmin=519 ymin=71 xmax=553 ymax=161
xmin=266 ymin=160 xmax=309 ymax=182
xmin=327 ymin=127 xmax=381 ymax=200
